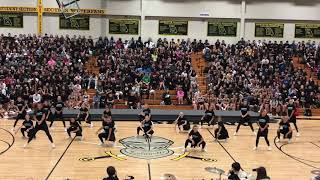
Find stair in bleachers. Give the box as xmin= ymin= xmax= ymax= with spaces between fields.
xmin=191 ymin=52 xmax=207 ymax=93
xmin=292 ymin=57 xmax=320 ymax=85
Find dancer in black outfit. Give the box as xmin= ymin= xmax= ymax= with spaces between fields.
xmin=137 ymin=115 xmax=154 ymax=137
xmin=15 ymin=114 xmax=34 ymax=139
xmin=50 ymin=96 xmax=66 ymax=130
xmin=24 ymin=103 xmax=55 ymax=148
xmin=77 ymin=102 xmax=93 ymax=127
xmin=138 ymin=104 xmax=151 ymax=121
xmin=287 ymin=99 xmax=300 ymax=136
xmin=276 ymin=115 xmax=293 ymax=143
xmin=254 ymin=109 xmax=271 ymax=151
xmin=96 ymin=116 xmax=116 ymax=146
xmin=214 ymin=117 xmax=229 ymax=142
xmin=200 ymin=107 xmax=215 ymax=127
xmin=12 ymin=96 xmax=27 ymax=130
xmin=184 ymin=125 xmax=206 ymax=152
xmin=67 ymin=118 xmax=83 ymax=139
xmin=175 ymin=112 xmax=190 ymax=133
xmin=102 ymin=106 xmax=112 ymax=118
xmin=234 ymin=100 xmax=255 ymax=136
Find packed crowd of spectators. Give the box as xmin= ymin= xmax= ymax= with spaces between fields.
xmin=198 ymin=38 xmax=320 ymax=116
xmin=93 ymin=37 xmax=202 ymax=108
xmin=0 ymin=33 xmax=95 ymax=117
xmin=0 ymin=32 xmax=319 ymax=117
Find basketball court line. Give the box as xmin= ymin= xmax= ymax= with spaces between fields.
xmin=274 ymin=136 xmax=320 ymax=170
xmin=148 ymin=161 xmax=152 ymax=180
xmin=206 ymin=129 xmax=243 ymax=170
xmin=45 ymin=136 xmax=76 ymax=180
xmin=310 ymin=142 xmax=320 ymax=149
xmin=0 ymin=128 xmax=15 ymax=156
xmin=79 ymin=140 xmax=124 ymax=149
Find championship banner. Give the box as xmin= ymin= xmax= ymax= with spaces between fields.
xmin=295 ymin=24 xmax=320 ymax=38
xmin=44 ymin=8 xmax=105 ymax=15
xmin=59 ymin=15 xmax=89 ymax=30
xmin=0 ymin=7 xmax=37 ymax=13
xmin=255 ymin=23 xmax=284 ymax=38
xmin=0 ymin=13 xmax=23 ymax=28
xmin=159 ymin=20 xmax=188 ymax=35
xmin=109 ymin=19 xmax=139 ymax=35
xmin=0 ymin=6 xmax=105 ymax=15
xmin=207 ymin=22 xmax=237 ymax=37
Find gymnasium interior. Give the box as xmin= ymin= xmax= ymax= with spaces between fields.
xmin=0 ymin=0 xmax=320 ymax=179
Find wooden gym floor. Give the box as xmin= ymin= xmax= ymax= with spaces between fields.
xmin=0 ymin=119 xmax=319 ymax=180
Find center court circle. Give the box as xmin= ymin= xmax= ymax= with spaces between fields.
xmin=119 ymin=136 xmax=174 ymax=160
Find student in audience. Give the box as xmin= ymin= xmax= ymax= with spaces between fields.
xmin=253 ymin=166 xmax=270 ymax=180
xmin=162 ymin=89 xmax=172 ymax=105
xmin=177 ymin=88 xmax=185 ymax=105
xmin=228 ymin=162 xmax=251 ymax=180
xmin=103 ymin=166 xmax=119 ymax=180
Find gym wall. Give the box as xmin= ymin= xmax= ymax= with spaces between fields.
xmin=0 ymin=0 xmax=320 ymax=43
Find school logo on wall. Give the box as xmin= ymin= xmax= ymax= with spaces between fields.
xmin=119 ymin=136 xmax=174 ymax=159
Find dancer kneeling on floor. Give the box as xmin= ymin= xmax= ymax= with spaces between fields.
xmin=96 ymin=116 xmax=116 ymax=146
xmin=214 ymin=117 xmax=229 ymax=142
xmin=15 ymin=114 xmax=35 ymax=139
xmin=137 ymin=114 xmax=154 ymax=137
xmin=184 ymin=125 xmax=206 ymax=152
xmin=276 ymin=114 xmax=293 ymax=143
xmin=200 ymin=106 xmax=215 ymax=127
xmin=67 ymin=118 xmax=83 ymax=139
xmin=175 ymin=112 xmax=190 ymax=133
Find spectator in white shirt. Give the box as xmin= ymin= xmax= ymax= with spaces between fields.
xmin=32 ymin=91 xmax=42 ymax=104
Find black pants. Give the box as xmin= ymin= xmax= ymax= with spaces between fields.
xmin=13 ymin=113 xmax=25 ymax=127
xmin=277 ymin=130 xmax=292 ymax=139
xmin=236 ymin=116 xmax=254 ymax=132
xmin=28 ymin=123 xmax=53 ymax=143
xmin=289 ymin=117 xmax=299 ymax=132
xmin=98 ymin=132 xmax=115 ymax=143
xmin=200 ymin=116 xmax=214 ymax=126
xmin=178 ymin=123 xmax=190 ymax=131
xmin=21 ymin=128 xmax=35 ymax=138
xmin=137 ymin=127 xmax=154 ymax=135
xmin=78 ymin=113 xmax=91 ymax=124
xmin=256 ymin=129 xmax=270 ymax=147
xmin=67 ymin=127 xmax=82 ymax=137
xmin=138 ymin=114 xmax=145 ymax=121
xmin=214 ymin=128 xmax=229 ymax=140
xmin=49 ymin=112 xmax=66 ymax=127
xmin=184 ymin=139 xmax=206 ymax=149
